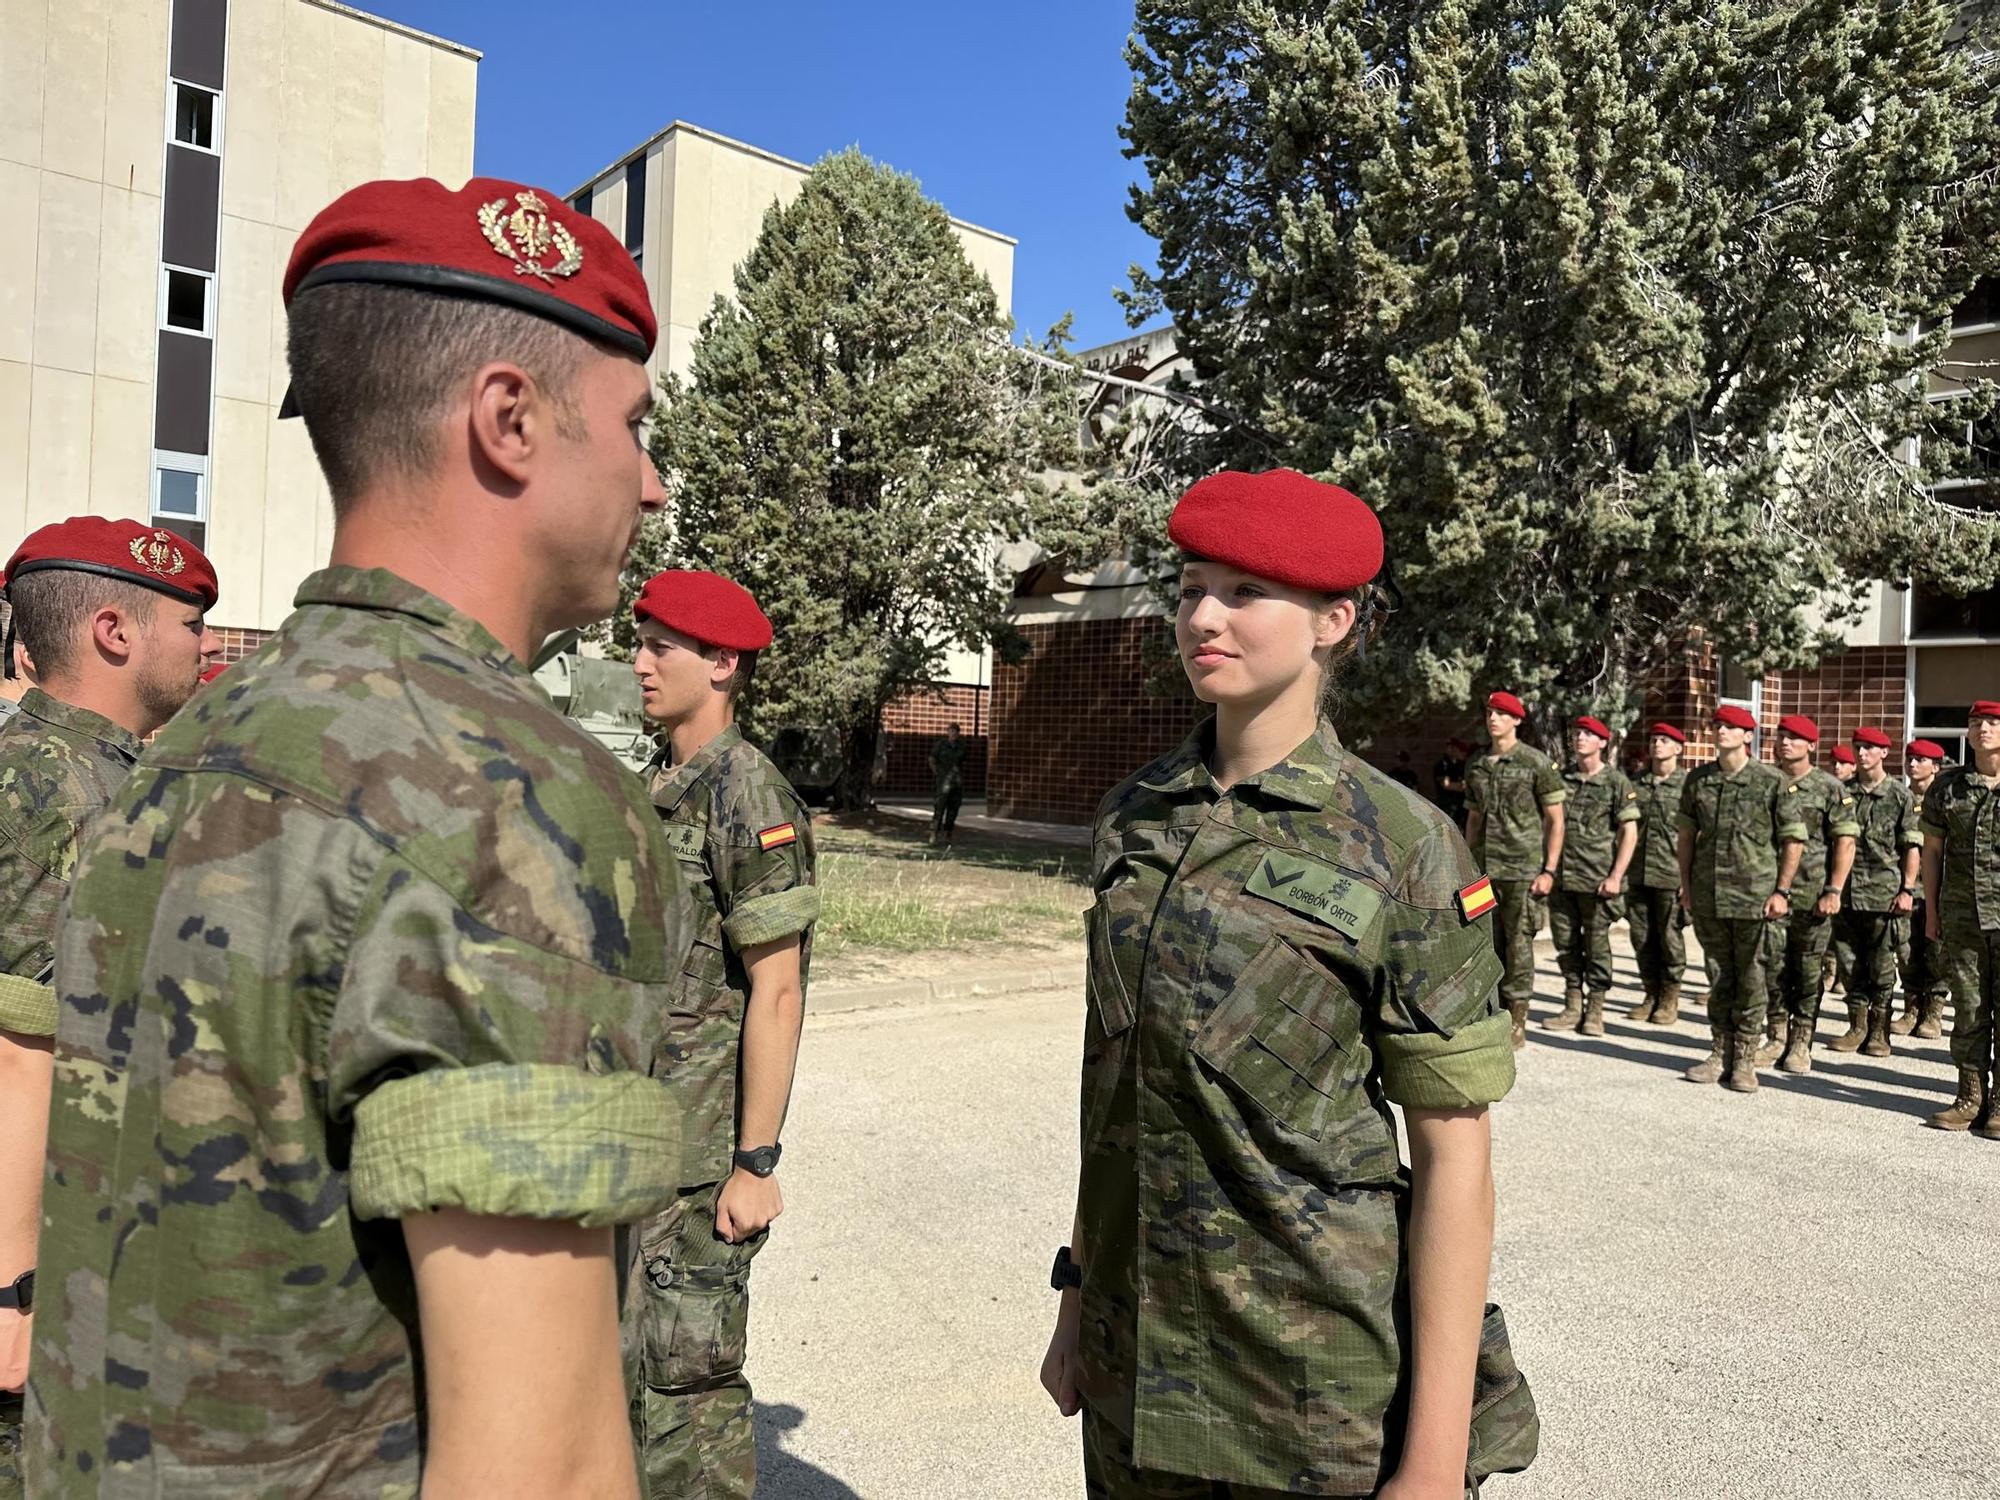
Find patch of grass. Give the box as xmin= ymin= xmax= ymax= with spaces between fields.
xmin=813 ymin=846 xmax=1090 ymax=958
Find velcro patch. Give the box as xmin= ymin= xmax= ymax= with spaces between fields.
xmin=758 ymin=823 xmax=798 ymax=852
xmin=664 ymin=823 xmax=705 ymax=864
xmin=1244 ymin=851 xmax=1381 ymax=941
xmin=1457 ymin=877 xmax=1497 ymax=923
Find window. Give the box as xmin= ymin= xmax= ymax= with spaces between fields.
xmin=172 ymin=81 xmax=217 ymax=150
xmin=624 ymin=157 xmax=646 ymax=261
xmin=1718 ymin=656 xmax=1762 ymax=717
xmin=152 ymin=452 xmax=208 ymax=521
xmin=160 ymin=265 xmax=212 ymax=335
xmin=1912 ymin=716 xmax=1969 ymax=766
xmin=1912 ymin=581 xmax=2000 ymax=639
xmin=572 ymin=186 xmax=593 ymax=219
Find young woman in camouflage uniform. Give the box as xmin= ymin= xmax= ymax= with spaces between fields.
xmin=1040 ymin=469 xmax=1536 ymax=1499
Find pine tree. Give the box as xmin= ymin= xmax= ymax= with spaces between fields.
xmin=1119 ymin=0 xmax=2000 ymax=738
xmin=621 ymin=149 xmax=1086 ymax=808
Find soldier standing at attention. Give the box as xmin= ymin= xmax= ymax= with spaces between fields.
xmin=1763 ymin=716 xmax=1858 ymax=1065
xmin=27 ymin=178 xmax=692 ymax=1498
xmin=1040 ymin=468 xmax=1537 ymax=1499
xmin=0 ymin=521 xmax=219 ymax=1498
xmin=1895 ymin=739 xmax=1952 ymax=1040
xmin=628 ymin=570 xmax=816 ymax=1500
xmin=1543 ymin=716 xmax=1638 ymax=1037
xmin=1677 ymin=705 xmax=1807 ymax=1092
xmin=1823 ymin=727 xmax=1921 ymax=1075
xmin=1824 ymin=743 xmax=1860 ymax=999
xmin=1627 ymin=723 xmax=1690 ymax=1024
xmin=1465 ymin=691 xmax=1567 ymax=1049
xmin=1919 ymin=703 xmax=2000 ymax=1135
xmin=1829 ymin=744 xmax=1857 ymax=786
xmin=930 ymin=721 xmax=969 ymax=846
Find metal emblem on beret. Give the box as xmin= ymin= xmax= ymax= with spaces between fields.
xmin=128 ymin=530 xmax=187 ymax=579
xmin=478 ymin=189 xmax=583 ymax=282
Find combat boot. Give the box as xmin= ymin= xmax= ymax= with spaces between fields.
xmin=1508 ymin=998 xmax=1529 ymax=1051
xmin=1890 ymin=994 xmax=1922 ymax=1037
xmin=1543 ymin=980 xmax=1583 ymax=1031
xmin=1779 ymin=1016 xmax=1813 ymax=1074
xmin=1860 ymin=1005 xmax=1892 ymax=1059
xmin=1684 ymin=1026 xmax=1727 ymax=1085
xmin=1915 ymin=991 xmax=1946 ymax=1041
xmin=1927 ymin=1067 xmax=1986 ymax=1131
xmin=1652 ymin=981 xmax=1681 ymax=1026
xmin=1627 ymin=984 xmax=1657 ymax=1024
xmin=1723 ymin=1028 xmax=1761 ymax=1093
xmin=1580 ymin=990 xmax=1607 ymax=1038
xmin=1757 ymin=1013 xmax=1788 ymax=1067
xmin=1975 ymin=1098 xmax=2000 ymax=1142
xmin=1827 ymin=999 xmax=1868 ymax=1053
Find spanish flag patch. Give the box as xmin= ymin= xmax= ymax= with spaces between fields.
xmin=1457 ymin=877 xmax=1497 ymax=923
xmin=758 ymin=823 xmax=798 ymax=852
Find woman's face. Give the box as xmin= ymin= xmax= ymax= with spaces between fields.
xmin=1174 ymin=559 xmax=1353 ymax=708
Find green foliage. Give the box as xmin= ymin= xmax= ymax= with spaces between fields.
xmin=1119 ymin=0 xmax=2000 ymax=738
xmin=619 ymin=149 xmax=1090 ymax=805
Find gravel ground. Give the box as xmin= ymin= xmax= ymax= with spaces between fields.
xmin=748 ymin=941 xmax=2000 ymax=1499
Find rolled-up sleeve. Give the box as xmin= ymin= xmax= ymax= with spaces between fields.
xmin=0 ymin=973 xmax=55 ymax=1036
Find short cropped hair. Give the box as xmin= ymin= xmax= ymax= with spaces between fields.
xmin=286 ymin=283 xmax=589 ymax=510
xmin=725 ymin=649 xmax=758 ymax=704
xmin=8 ymin=570 xmax=159 ymax=680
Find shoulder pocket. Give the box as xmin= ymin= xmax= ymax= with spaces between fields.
xmin=1191 ymin=935 xmax=1361 ymax=1140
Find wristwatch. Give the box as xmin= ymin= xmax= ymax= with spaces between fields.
xmin=733 ymin=1144 xmax=782 ymax=1178
xmin=1050 ymin=1246 xmax=1082 ymax=1291
xmin=0 ymin=1268 xmax=32 ymax=1311
xmin=1774 ymin=887 xmax=1793 ymax=900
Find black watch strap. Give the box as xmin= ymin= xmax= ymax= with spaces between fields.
xmin=733 ymin=1143 xmax=782 ymax=1178
xmin=1051 ymin=1246 xmax=1082 ymax=1291
xmin=0 ymin=1268 xmax=32 ymax=1311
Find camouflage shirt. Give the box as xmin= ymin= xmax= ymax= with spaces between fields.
xmin=1076 ymin=720 xmax=1513 ymax=1494
xmin=1633 ymin=767 xmax=1687 ymax=890
xmin=1465 ymin=742 xmax=1565 ymax=880
xmin=1554 ymin=765 xmax=1639 ymax=892
xmin=28 ymin=567 xmax=690 ymax=1498
xmin=0 ymin=690 xmax=142 ymax=1037
xmin=1779 ymin=765 xmax=1860 ymax=898
xmin=1921 ymin=765 xmax=2000 ymax=931
xmin=1677 ymin=758 xmax=1808 ymax=919
xmin=645 ymin=724 xmax=818 ymax=1184
xmin=1844 ymin=775 xmax=1920 ymax=912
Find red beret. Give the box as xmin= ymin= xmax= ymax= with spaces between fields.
xmin=1574 ymin=715 xmax=1611 ymax=741
xmin=1973 ymin=701 xmax=2000 ymax=721
xmin=284 ymin=177 xmax=655 ymax=361
xmin=1487 ymin=691 xmax=1527 ymax=720
xmin=1829 ymin=744 xmax=1857 ymax=765
xmin=1776 ymin=714 xmax=1819 ymax=742
xmin=1851 ymin=726 xmax=1890 ymax=749
xmin=1714 ymin=704 xmax=1758 ymax=731
xmin=3 ymin=517 xmax=218 ymax=610
xmin=198 ymin=661 xmax=229 ymax=684
xmin=634 ymin=570 xmax=772 ymax=652
xmin=1907 ymin=740 xmax=1946 ymax=760
xmin=1649 ymin=722 xmax=1686 ymax=744
xmin=1168 ymin=469 xmax=1383 ymax=593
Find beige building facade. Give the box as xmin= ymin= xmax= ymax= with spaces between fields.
xmin=2 ymin=0 xmax=477 ymax=639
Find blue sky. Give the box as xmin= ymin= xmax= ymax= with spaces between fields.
xmin=375 ymin=0 xmax=1160 ymax=351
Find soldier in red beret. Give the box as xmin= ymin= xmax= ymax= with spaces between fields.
xmin=1919 ymin=703 xmax=2000 ymax=1133
xmin=628 ymin=569 xmax=814 ymax=1499
xmin=1831 ymin=726 xmax=1923 ymax=1071
xmin=1764 ymin=715 xmax=1858 ymax=1068
xmin=1465 ymin=690 xmax=1566 ymax=1048
xmin=1897 ymin=738 xmax=1952 ymax=1038
xmin=1543 ymin=716 xmax=1638 ymax=1037
xmin=1627 ymin=724 xmax=1691 ymax=1025
xmin=1043 ymin=470 xmax=1536 ymax=1495
xmin=0 ymin=518 xmax=220 ymax=1466
xmin=26 ymin=178 xmax=692 ymax=1498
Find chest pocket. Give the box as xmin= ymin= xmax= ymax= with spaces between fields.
xmin=1946 ymin=785 xmax=1987 ymax=846
xmin=1191 ymin=935 xmax=1363 ymax=1141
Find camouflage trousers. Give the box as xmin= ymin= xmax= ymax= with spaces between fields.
xmin=1549 ymin=890 xmax=1614 ymax=996
xmin=1625 ymin=885 xmax=1686 ymax=993
xmin=628 ymin=1181 xmax=766 ymax=1500
xmin=1902 ymin=901 xmax=1951 ymax=1005
xmin=1837 ymin=910 xmax=1905 ymax=1008
xmin=1488 ymin=879 xmax=1543 ymax=1009
xmin=1689 ymin=911 xmax=1771 ymax=1037
xmin=1081 ymin=1405 xmax=1481 ymax=1499
xmin=1769 ymin=910 xmax=1834 ymax=1025
xmin=1 ymin=1389 xmax=19 ymax=1500
xmin=1939 ymin=921 xmax=2000 ymax=1080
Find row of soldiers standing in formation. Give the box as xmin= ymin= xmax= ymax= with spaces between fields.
xmin=1457 ymin=689 xmax=2000 ymax=1132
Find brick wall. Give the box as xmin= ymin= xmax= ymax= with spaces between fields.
xmin=211 ymin=627 xmax=272 ymax=666
xmin=988 ymin=617 xmax=1202 ymax=824
xmin=880 ymin=683 xmax=990 ymax=799
xmin=1640 ymin=640 xmax=1910 ymax=773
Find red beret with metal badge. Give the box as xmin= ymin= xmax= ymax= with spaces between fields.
xmin=633 ymin=570 xmax=772 ymax=652
xmin=1650 ymin=722 xmax=1686 ymax=744
xmin=1714 ymin=704 xmax=1759 ymax=731
xmin=1167 ymin=469 xmax=1384 ymax=593
xmin=1907 ymin=739 xmax=1946 ymax=760
xmin=1575 ymin=715 xmax=1611 ymax=742
xmin=1851 ymin=726 xmax=1890 ymax=749
xmin=3 ymin=517 xmax=219 ymax=610
xmin=1488 ymin=691 xmax=1527 ymax=720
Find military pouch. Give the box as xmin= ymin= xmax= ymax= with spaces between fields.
xmin=1466 ymin=1302 xmax=1540 ymax=1480
xmin=636 ymin=1190 xmax=762 ymax=1392
xmin=1191 ymin=935 xmax=1360 ymax=1141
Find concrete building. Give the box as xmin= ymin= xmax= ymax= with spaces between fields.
xmin=2 ymin=0 xmax=478 ymax=650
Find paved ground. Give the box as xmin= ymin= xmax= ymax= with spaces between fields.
xmin=748 ymin=940 xmax=1999 ymax=1499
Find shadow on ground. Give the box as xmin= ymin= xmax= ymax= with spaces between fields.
xmin=820 ymin=810 xmax=1088 ymax=878
xmin=755 ymin=1403 xmax=863 ymax=1500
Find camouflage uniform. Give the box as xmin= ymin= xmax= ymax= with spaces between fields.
xmin=1677 ymin=760 xmax=1807 ymax=1084
xmin=1465 ymin=742 xmax=1565 ymax=1043
xmin=1546 ymin=765 xmax=1639 ymax=1031
xmin=1077 ymin=722 xmax=1538 ymax=1496
xmin=1627 ymin=767 xmax=1689 ymax=1022
xmin=1835 ymin=775 xmax=1920 ymax=1052
xmin=26 ymin=567 xmax=690 ymax=1496
xmin=630 ymin=725 xmax=817 ymax=1500
xmin=931 ymin=735 xmax=969 ymax=839
xmin=1920 ymin=767 xmax=2000 ymax=1130
xmin=1765 ymin=768 xmax=1859 ymax=1049
xmin=1898 ymin=781 xmax=1951 ymax=1036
